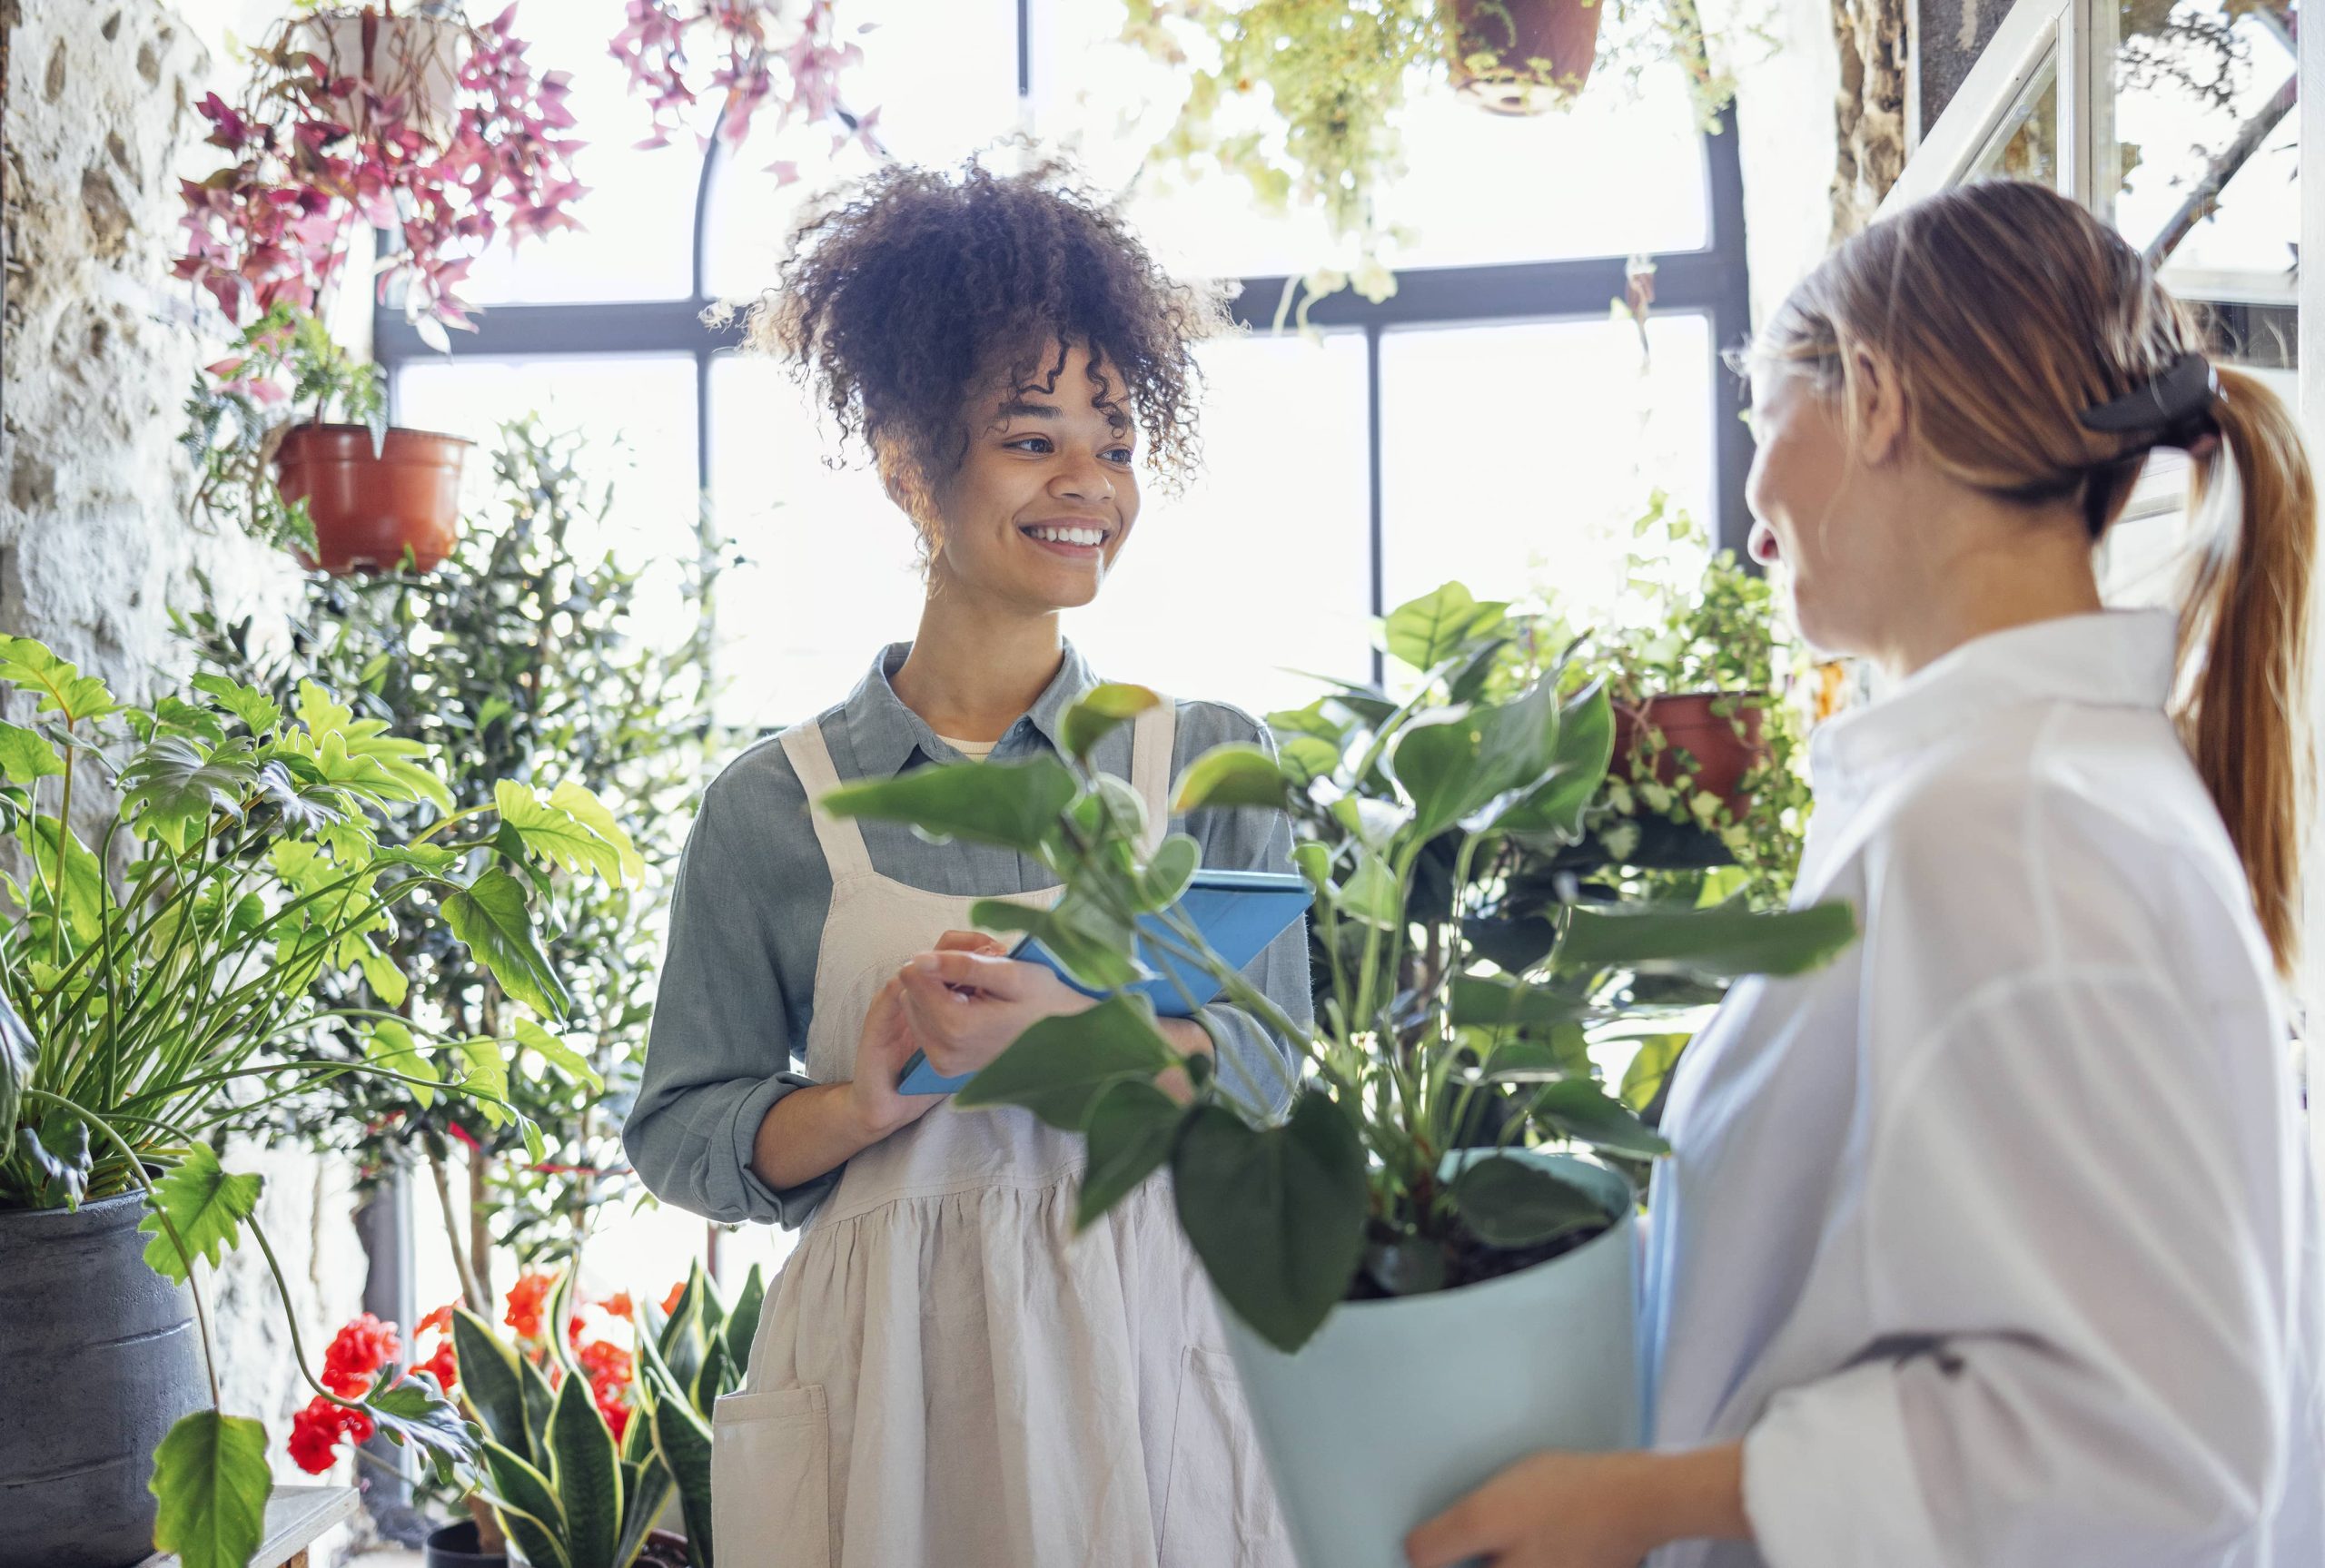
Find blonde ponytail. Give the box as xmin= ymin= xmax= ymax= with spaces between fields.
xmin=2176 ymin=366 xmax=2316 ymax=973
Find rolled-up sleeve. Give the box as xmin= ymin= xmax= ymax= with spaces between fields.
xmin=1182 ymin=709 xmax=1314 ymax=1114
xmin=624 ymin=774 xmax=838 ymax=1228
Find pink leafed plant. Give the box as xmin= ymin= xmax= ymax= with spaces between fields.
xmin=607 ymin=0 xmax=879 ymax=182
xmin=175 ymin=4 xmax=589 ymax=345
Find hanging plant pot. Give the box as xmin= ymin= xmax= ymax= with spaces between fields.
xmin=304 ymin=6 xmax=471 ymax=144
xmin=1612 ymin=690 xmax=1771 ymax=814
xmin=272 ymin=422 xmax=471 ymax=575
xmin=1442 ymin=0 xmax=1607 ymax=114
xmin=0 ymin=1190 xmax=207 ymax=1568
xmin=1218 ymin=1154 xmax=1638 ymax=1568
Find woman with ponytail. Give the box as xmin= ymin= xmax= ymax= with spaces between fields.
xmin=1408 ymin=179 xmax=2325 ymax=1568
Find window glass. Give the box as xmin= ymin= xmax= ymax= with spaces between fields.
xmin=1968 ymin=46 xmax=2063 ymax=187
xmin=1378 ymin=312 xmax=1715 ymax=635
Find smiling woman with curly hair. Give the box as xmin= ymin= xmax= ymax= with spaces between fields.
xmin=628 ymin=154 xmax=1314 ymax=1568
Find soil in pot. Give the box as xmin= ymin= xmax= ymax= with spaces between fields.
xmin=272 ymin=422 xmax=471 ymax=575
xmin=1443 ymin=0 xmax=1606 ymax=113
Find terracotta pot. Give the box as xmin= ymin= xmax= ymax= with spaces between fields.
xmin=1610 ymin=691 xmax=1769 ymax=813
xmin=1442 ymin=0 xmax=1606 ymax=114
xmin=272 ymin=422 xmax=470 ymax=575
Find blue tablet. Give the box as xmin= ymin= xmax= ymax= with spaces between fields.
xmin=895 ymin=868 xmax=1313 ymax=1095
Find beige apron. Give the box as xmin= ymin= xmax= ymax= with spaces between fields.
xmin=710 ymin=701 xmax=1291 ymax=1568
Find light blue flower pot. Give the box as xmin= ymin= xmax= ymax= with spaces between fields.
xmin=1219 ymin=1154 xmax=1639 ymax=1568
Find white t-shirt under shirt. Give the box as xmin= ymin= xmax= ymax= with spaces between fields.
xmin=1643 ymin=609 xmax=2324 ymax=1568
xmin=935 ymin=735 xmax=996 ymax=762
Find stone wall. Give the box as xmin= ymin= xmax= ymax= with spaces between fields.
xmin=0 ymin=0 xmax=370 ymax=1526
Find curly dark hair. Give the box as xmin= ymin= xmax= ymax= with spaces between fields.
xmin=724 ymin=153 xmax=1230 ymax=539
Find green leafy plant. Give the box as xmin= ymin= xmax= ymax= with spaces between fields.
xmin=817 ymin=664 xmax=1854 ymax=1352
xmin=0 ymin=635 xmax=635 ymax=1568
xmin=1120 ymin=0 xmax=1736 ymax=309
xmin=455 ymin=1261 xmax=767 ymax=1568
xmin=182 ymin=301 xmax=388 ymax=558
xmin=183 ymin=417 xmax=728 ymax=1308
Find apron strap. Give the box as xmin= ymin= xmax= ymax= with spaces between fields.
xmin=1129 ymin=695 xmax=1177 ymax=858
xmin=777 ymin=720 xmax=876 ymax=883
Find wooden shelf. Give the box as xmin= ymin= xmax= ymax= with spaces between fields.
xmin=135 ymin=1484 xmax=360 ymax=1568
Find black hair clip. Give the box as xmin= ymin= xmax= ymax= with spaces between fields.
xmin=2078 ymin=353 xmax=2220 ymax=434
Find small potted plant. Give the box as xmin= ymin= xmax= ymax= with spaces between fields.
xmin=187 ymin=302 xmax=472 ymax=573
xmin=1443 ymin=0 xmax=1607 ymax=113
xmin=0 ymin=636 xmax=636 ymax=1568
xmin=818 ymin=663 xmax=1853 ymax=1564
xmin=176 ymin=1 xmax=586 ymax=343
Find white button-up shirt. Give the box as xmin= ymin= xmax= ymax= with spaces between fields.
xmin=1643 ymin=610 xmax=2325 ymax=1568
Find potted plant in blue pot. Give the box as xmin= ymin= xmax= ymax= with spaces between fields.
xmin=818 ymin=653 xmax=1854 ymax=1567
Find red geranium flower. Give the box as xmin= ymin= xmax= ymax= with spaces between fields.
xmin=416 ymin=1303 xmax=455 ymax=1336
xmin=603 ymin=1292 xmax=636 ymax=1321
xmin=287 ymin=1395 xmax=375 ymax=1475
xmin=578 ymin=1338 xmax=634 ymax=1390
xmin=660 ymin=1281 xmax=686 ymax=1316
xmin=418 ymin=1340 xmax=459 ymax=1394
xmin=321 ymin=1313 xmax=401 ymax=1399
xmin=504 ymin=1272 xmax=555 ymax=1341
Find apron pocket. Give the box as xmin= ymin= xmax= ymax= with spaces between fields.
xmin=712 ymin=1384 xmax=832 ymax=1568
xmin=1158 ymin=1346 xmax=1290 ymax=1568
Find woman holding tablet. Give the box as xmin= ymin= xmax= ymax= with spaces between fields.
xmin=625 ymin=158 xmax=1311 ymax=1568
xmin=1409 ymin=180 xmax=2324 ymax=1567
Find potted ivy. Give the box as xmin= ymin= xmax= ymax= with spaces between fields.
xmin=1444 ymin=0 xmax=1606 ymax=113
xmin=0 ymin=636 xmax=636 ymax=1568
xmin=819 ymin=666 xmax=1853 ymax=1564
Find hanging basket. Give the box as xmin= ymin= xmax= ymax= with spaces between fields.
xmin=272 ymin=422 xmax=471 ymax=575
xmin=303 ymin=6 xmax=471 ymax=144
xmin=1441 ymin=0 xmax=1606 ymax=114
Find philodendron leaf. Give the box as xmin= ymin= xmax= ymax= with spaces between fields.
xmin=1172 ymin=745 xmax=1292 ymax=814
xmin=547 ymin=1358 xmax=622 ymax=1568
xmin=1064 ymin=683 xmax=1161 ymax=762
xmin=450 ymin=1037 xmax=512 ymax=1123
xmin=0 ymin=635 xmax=119 ymax=724
xmin=1139 ymin=833 xmax=1201 ymax=913
xmin=444 ymin=869 xmax=574 ymax=1020
xmin=1449 ymin=1156 xmax=1610 ymax=1248
xmin=364 ymin=1018 xmax=439 ymax=1109
xmin=453 ymin=1308 xmax=532 ymax=1461
xmin=1495 ymin=682 xmax=1615 ymax=843
xmin=1075 ymin=1078 xmax=1185 ymax=1231
xmin=1172 ymin=1090 xmax=1369 ymax=1353
xmin=1448 ymin=975 xmax=1591 ymax=1032
xmin=148 ymin=1411 xmax=271 ymax=1568
xmin=956 ymin=995 xmax=1178 ymax=1130
xmin=512 ymin=1017 xmax=606 ymax=1094
xmin=494 ymin=780 xmax=631 ymax=885
xmin=822 ymin=754 xmax=1076 ymax=853
xmin=1384 ymin=582 xmax=1509 ymax=671
xmin=0 ymin=719 xmax=64 ymax=784
xmin=191 ymin=673 xmax=282 ymax=735
xmin=363 ymin=1370 xmax=481 ymax=1486
xmin=118 ymin=735 xmax=261 ymax=853
xmin=1618 ymin=1033 xmax=1691 ymax=1116
xmin=546 ymin=780 xmax=645 ymax=883
xmin=1559 ymin=901 xmax=1857 ymax=981
xmin=0 ymin=988 xmax=31 ymax=1162
xmin=1523 ymin=1079 xmax=1671 ymax=1159
xmin=1394 ymin=674 xmax=1563 ymax=843
xmin=140 ymin=1145 xmax=262 ymax=1282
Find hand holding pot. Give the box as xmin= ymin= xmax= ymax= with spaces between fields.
xmin=1404 ymin=1443 xmax=1748 ymax=1568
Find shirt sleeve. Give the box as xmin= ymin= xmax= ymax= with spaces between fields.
xmin=1179 ymin=707 xmax=1315 ymax=1114
xmin=1740 ymin=965 xmax=2291 ymax=1568
xmin=623 ymin=768 xmax=840 ymax=1228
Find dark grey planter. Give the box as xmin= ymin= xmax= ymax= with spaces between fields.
xmin=0 ymin=1189 xmax=206 ymax=1568
xmin=422 ymin=1520 xmax=509 ymax=1567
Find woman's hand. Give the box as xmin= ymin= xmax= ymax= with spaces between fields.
xmin=1404 ymin=1445 xmax=1747 ymax=1568
xmin=844 ymin=974 xmax=945 ymax=1139
xmin=895 ymin=931 xmax=1097 ymax=1081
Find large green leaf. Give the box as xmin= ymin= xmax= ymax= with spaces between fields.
xmin=546 ymin=1362 xmax=622 ymax=1568
xmin=148 ymin=1411 xmax=271 ymax=1568
xmin=1449 ymin=1157 xmax=1609 ymax=1248
xmin=363 ymin=1372 xmax=481 ymax=1486
xmin=1384 ymin=583 xmax=1508 ymax=671
xmin=0 ymin=720 xmax=64 ymax=784
xmin=1075 ymin=1079 xmax=1185 ymax=1231
xmin=546 ymin=780 xmax=645 ymax=883
xmin=190 ymin=673 xmax=282 ymax=735
xmin=1559 ymin=901 xmax=1857 ymax=981
xmin=364 ymin=1019 xmax=439 ymax=1109
xmin=513 ymin=1017 xmax=606 ymax=1094
xmin=821 ymin=754 xmax=1075 ymax=853
xmin=444 ymin=869 xmax=574 ymax=1019
xmin=1392 ymin=675 xmax=1564 ymax=843
xmin=495 ymin=780 xmax=631 ymax=885
xmin=722 ymin=1264 xmax=767 ymax=1386
xmin=140 ymin=1146 xmax=262 ymax=1282
xmin=1448 ymin=975 xmax=1591 ymax=1032
xmin=955 ymin=995 xmax=1179 ymax=1130
xmin=1495 ymin=683 xmax=1616 ymax=843
xmin=451 ymin=1036 xmax=512 ymax=1122
xmin=1063 ymin=683 xmax=1161 ymax=762
xmin=118 ymin=735 xmax=261 ymax=853
xmin=647 ymin=1374 xmax=716 ymax=1567
xmin=1138 ymin=833 xmax=1201 ymax=913
xmin=1172 ymin=745 xmax=1291 ymax=814
xmin=974 ymin=893 xmax=1142 ymax=992
xmin=1618 ymin=1033 xmax=1691 ymax=1115
xmin=0 ymin=636 xmax=118 ymax=724
xmin=1172 ymin=1091 xmax=1369 ymax=1353
xmin=0 ymin=989 xmax=31 ymax=1162
xmin=1521 ymin=1079 xmax=1671 ymax=1159
xmin=25 ymin=817 xmax=104 ymax=946
xmin=453 ymin=1308 xmax=533 ymax=1459
xmin=480 ymin=1441 xmax=569 ymax=1568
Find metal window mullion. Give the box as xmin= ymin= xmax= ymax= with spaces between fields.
xmin=1366 ymin=322 xmax=1386 ymax=691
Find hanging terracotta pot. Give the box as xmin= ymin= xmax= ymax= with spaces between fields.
xmin=1442 ymin=0 xmax=1607 ymax=114
xmin=272 ymin=422 xmax=471 ymax=575
xmin=1611 ymin=691 xmax=1770 ymax=814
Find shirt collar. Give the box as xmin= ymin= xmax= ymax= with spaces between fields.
xmin=1810 ymin=609 xmax=2179 ymax=791
xmin=841 ymin=639 xmax=1102 ymax=777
